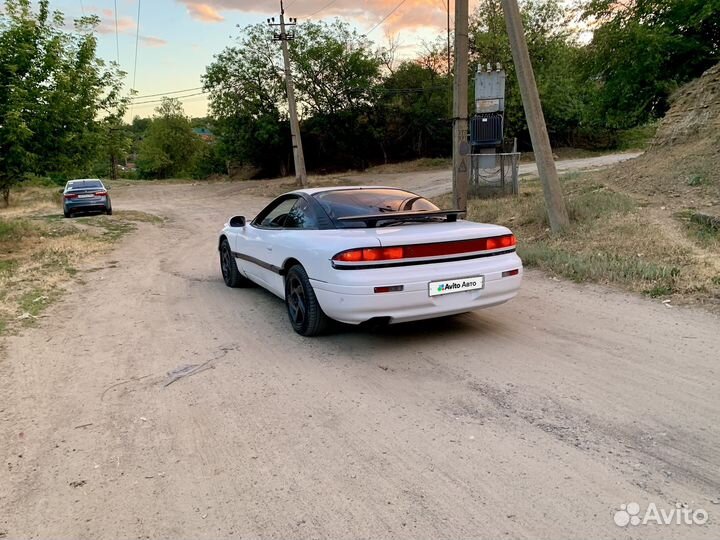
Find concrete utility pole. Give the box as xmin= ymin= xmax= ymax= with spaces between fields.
xmin=500 ymin=0 xmax=569 ymax=232
xmin=452 ymin=0 xmax=470 ymax=211
xmin=268 ymin=1 xmax=308 ymax=187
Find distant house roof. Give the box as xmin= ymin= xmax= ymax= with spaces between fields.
xmin=193 ymin=127 xmax=214 ymax=136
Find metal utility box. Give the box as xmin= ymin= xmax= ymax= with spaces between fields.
xmin=470 ymin=113 xmax=503 ymax=149
xmin=475 ymin=64 xmax=506 ymax=114
xmin=468 ymin=63 xmax=520 ymax=198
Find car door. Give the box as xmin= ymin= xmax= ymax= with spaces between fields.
xmin=259 ymin=196 xmax=321 ymax=297
xmin=240 ymin=196 xmax=299 ymax=292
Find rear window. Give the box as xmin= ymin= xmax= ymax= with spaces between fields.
xmin=68 ymin=180 xmax=103 ymax=190
xmin=314 ymin=189 xmax=439 ymax=221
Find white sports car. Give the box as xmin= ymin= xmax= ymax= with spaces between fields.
xmin=218 ymin=186 xmax=522 ymax=336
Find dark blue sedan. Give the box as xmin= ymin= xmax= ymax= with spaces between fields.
xmin=63 ymin=179 xmax=113 ymax=218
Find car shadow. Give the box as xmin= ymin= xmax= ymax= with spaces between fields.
xmin=330 ymin=311 xmax=504 ymax=342
xmin=216 ymin=276 xmax=509 ymax=343
xmin=68 ymin=209 xmax=109 ymax=218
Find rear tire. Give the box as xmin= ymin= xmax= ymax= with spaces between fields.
xmin=106 ymin=206 xmax=113 ymax=215
xmin=220 ymin=238 xmax=250 ymax=288
xmin=63 ymin=210 xmax=71 ymax=218
xmin=285 ymin=264 xmax=331 ymax=337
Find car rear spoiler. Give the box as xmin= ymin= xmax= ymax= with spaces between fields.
xmin=337 ymin=209 xmax=465 ymax=228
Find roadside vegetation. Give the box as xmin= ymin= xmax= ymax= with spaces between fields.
xmin=437 ymin=168 xmax=720 ymax=309
xmin=0 ymin=185 xmax=163 ymax=335
xmin=3 ymin=0 xmax=717 ymax=198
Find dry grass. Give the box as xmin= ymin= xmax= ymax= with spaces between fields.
xmin=365 ymin=158 xmax=452 ymax=174
xmin=238 ymin=175 xmax=362 ymax=199
xmin=0 ymin=187 xmax=163 ymax=335
xmin=433 ymin=171 xmax=720 ymax=309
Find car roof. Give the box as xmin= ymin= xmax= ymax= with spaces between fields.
xmin=289 ymin=185 xmax=405 ymax=196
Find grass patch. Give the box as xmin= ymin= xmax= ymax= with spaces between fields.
xmin=676 ymin=210 xmax=720 ymax=248
xmin=0 ymin=259 xmax=18 ymax=274
xmin=520 ymin=244 xmax=680 ymax=294
xmin=0 ymin=218 xmax=33 ymax=242
xmin=616 ymin=121 xmax=659 ymax=150
xmin=18 ymin=288 xmax=59 ymax=319
xmin=77 ymin=216 xmax=137 ymax=242
xmin=433 ymin=171 xmax=717 ymax=303
xmin=0 ymin=187 xmax=164 ymax=334
xmin=687 ymin=172 xmax=712 ymax=187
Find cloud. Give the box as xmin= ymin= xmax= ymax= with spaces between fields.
xmin=95 ymin=15 xmax=136 ymax=35
xmin=141 ymin=35 xmax=169 ymax=47
xmin=86 ymin=9 xmax=167 ymax=48
xmin=175 ymin=0 xmax=448 ymax=34
xmin=184 ymin=3 xmax=224 ymax=22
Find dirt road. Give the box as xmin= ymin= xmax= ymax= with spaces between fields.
xmin=342 ymin=151 xmax=644 ymax=197
xmin=1 ymin=168 xmax=719 ymax=539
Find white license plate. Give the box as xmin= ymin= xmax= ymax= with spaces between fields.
xmin=78 ymin=194 xmax=94 ymax=198
xmin=429 ymin=275 xmax=485 ymax=297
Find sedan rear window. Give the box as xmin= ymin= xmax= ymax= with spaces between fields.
xmin=314 ymin=189 xmax=439 ymax=221
xmin=67 ymin=180 xmax=103 ymax=190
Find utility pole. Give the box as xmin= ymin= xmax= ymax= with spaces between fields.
xmin=446 ymin=0 xmax=451 ymax=76
xmin=500 ymin=0 xmax=569 ymax=232
xmin=268 ymin=0 xmax=308 ymax=187
xmin=452 ymin=0 xmax=469 ymax=211
xmin=446 ymin=0 xmax=452 ymax=116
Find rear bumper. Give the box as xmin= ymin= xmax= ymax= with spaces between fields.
xmin=63 ymin=199 xmax=108 ymax=211
xmin=64 ymin=197 xmax=108 ymax=211
xmin=311 ymin=252 xmax=522 ymax=324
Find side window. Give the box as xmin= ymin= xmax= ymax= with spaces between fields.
xmin=259 ymin=198 xmax=297 ymax=228
xmin=284 ymin=198 xmax=317 ymax=229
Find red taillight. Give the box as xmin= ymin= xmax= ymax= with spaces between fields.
xmin=94 ymin=191 xmax=107 ymax=196
xmin=374 ymin=285 xmax=404 ymax=293
xmin=336 ymin=247 xmax=406 ymax=262
xmin=332 ymin=234 xmax=516 ymax=264
xmin=502 ymin=269 xmax=520 ymax=278
xmin=64 ymin=193 xmax=78 ymax=199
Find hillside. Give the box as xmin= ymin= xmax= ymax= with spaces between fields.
xmin=607 ymin=64 xmax=720 ymax=212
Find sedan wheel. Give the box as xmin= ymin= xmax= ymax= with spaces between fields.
xmin=285 ymin=265 xmax=330 ymax=337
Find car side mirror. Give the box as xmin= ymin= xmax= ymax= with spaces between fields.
xmin=229 ymin=215 xmax=246 ymax=227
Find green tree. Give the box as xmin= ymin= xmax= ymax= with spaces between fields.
xmin=137 ymin=98 xmax=201 ymax=179
xmin=582 ymin=0 xmax=720 ymax=128
xmin=469 ymin=0 xmax=587 ymax=146
xmin=203 ymin=23 xmax=286 ymax=176
xmin=203 ymin=20 xmax=383 ymax=175
xmin=290 ymin=21 xmax=382 ymax=116
xmin=372 ymin=61 xmax=451 ymax=161
xmin=0 ymin=0 xmax=127 ymax=204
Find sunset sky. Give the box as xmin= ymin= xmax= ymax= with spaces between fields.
xmin=46 ymin=0 xmax=461 ymax=119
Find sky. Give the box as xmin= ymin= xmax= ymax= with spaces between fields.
xmin=44 ymin=0 xmax=459 ymax=120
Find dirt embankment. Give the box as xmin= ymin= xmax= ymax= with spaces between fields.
xmin=608 ymin=63 xmax=720 ymax=213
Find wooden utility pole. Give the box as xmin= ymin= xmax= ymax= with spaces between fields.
xmin=452 ymin=0 xmax=469 ymax=211
xmin=269 ymin=1 xmax=308 ymax=187
xmin=500 ymin=0 xmax=569 ymax=232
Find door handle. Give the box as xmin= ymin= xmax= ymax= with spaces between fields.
xmin=266 ymin=246 xmax=273 ymax=251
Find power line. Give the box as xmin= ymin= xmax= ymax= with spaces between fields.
xmin=132 ymin=92 xmax=207 ymax=105
xmin=365 ymin=0 xmax=408 ymax=36
xmin=79 ymin=0 xmax=85 ymax=15
xmin=132 ymin=0 xmax=141 ymax=91
xmin=129 ymin=0 xmax=141 ymax=118
xmin=132 ymin=92 xmax=208 ymax=106
xmin=130 ymin=87 xmax=204 ymax=100
xmin=307 ymin=0 xmax=340 ymax=18
xmin=114 ymin=0 xmax=120 ymax=65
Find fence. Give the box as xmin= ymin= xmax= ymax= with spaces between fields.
xmin=469 ymin=152 xmax=521 ymax=197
